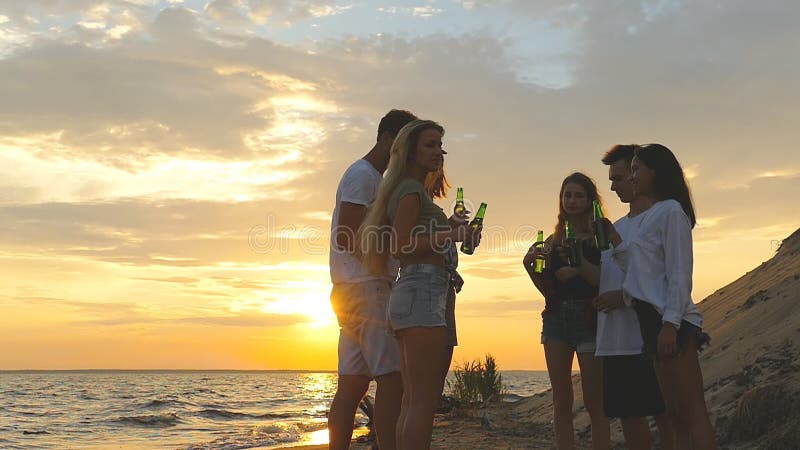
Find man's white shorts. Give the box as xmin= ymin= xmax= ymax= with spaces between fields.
xmin=331 ymin=280 xmax=400 ymax=378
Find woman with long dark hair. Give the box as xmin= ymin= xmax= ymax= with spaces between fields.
xmin=524 ymin=172 xmax=611 ymax=450
xmin=606 ymin=143 xmax=716 ymax=449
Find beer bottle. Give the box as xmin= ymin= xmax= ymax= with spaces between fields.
xmin=533 ymin=230 xmax=547 ymax=273
xmin=565 ymin=220 xmax=582 ymax=267
xmin=454 ymin=187 xmax=466 ymax=217
xmin=460 ymin=202 xmax=487 ymax=255
xmin=592 ymin=200 xmax=611 ymax=250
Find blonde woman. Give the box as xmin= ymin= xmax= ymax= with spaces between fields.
xmin=424 ymin=164 xmax=467 ymax=390
xmin=358 ymin=119 xmax=479 ymax=449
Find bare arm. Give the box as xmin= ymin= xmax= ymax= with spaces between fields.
xmin=577 ymin=253 xmax=600 ymax=287
xmin=334 ymin=201 xmax=367 ymax=252
xmin=392 ymin=194 xmax=470 ymax=259
xmin=522 ymin=235 xmax=552 ymax=298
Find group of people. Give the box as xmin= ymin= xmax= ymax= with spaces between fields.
xmin=523 ymin=144 xmax=716 ymax=450
xmin=327 ymin=109 xmax=716 ymax=450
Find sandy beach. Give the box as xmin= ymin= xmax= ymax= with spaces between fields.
xmin=274 ymin=228 xmax=800 ymax=450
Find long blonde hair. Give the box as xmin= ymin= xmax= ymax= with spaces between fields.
xmin=425 ymin=165 xmax=450 ymax=199
xmin=357 ymin=119 xmax=445 ymax=274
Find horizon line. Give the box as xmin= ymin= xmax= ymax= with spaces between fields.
xmin=0 ymin=368 xmax=548 ymax=373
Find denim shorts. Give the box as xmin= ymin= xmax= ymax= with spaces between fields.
xmin=541 ymin=298 xmax=597 ymax=353
xmin=388 ymin=264 xmax=449 ymax=332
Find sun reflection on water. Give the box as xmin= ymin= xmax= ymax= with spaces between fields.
xmin=306 ymin=428 xmax=329 ymax=445
xmin=300 ymin=373 xmax=337 ymax=400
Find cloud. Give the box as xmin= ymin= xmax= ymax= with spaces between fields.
xmin=174 ymin=312 xmax=310 ymax=327
xmin=202 ymin=0 xmax=352 ymax=26
xmin=1 ymin=1 xmax=798 ymax=295
xmin=133 ymin=276 xmax=201 ymax=285
xmin=0 ymin=198 xmax=334 ymax=267
xmin=2 ymin=295 xmax=313 ymax=328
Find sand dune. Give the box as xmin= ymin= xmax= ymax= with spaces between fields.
xmin=286 ymin=228 xmax=800 ymax=449
xmin=419 ymin=227 xmax=800 ymax=449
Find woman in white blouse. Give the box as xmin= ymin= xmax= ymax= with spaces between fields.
xmin=605 ymin=144 xmax=716 ymax=449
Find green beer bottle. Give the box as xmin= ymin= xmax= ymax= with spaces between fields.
xmin=454 ymin=187 xmax=466 ymax=217
xmin=565 ymin=220 xmax=582 ymax=267
xmin=592 ymin=200 xmax=611 ymax=250
xmin=460 ymin=202 xmax=487 ymax=255
xmin=533 ymin=230 xmax=547 ymax=273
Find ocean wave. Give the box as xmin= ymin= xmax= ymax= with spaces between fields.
xmin=196 ymin=408 xmax=296 ymax=421
xmin=502 ymin=393 xmax=525 ymax=402
xmin=22 ymin=430 xmax=50 ymax=435
xmin=184 ymin=423 xmax=301 ymax=450
xmin=184 ymin=388 xmax=218 ymax=395
xmin=113 ymin=413 xmax=182 ymax=427
xmin=142 ymin=399 xmax=174 ymax=408
xmin=141 ymin=398 xmax=193 ymax=409
xmin=296 ymin=421 xmax=327 ymax=432
xmin=15 ymin=410 xmax=49 ymax=417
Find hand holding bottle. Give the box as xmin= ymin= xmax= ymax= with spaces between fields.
xmin=451 ymin=221 xmax=482 ymax=243
xmin=524 ymin=243 xmax=547 ymax=266
xmin=460 ymin=202 xmax=487 ymax=255
xmin=448 ymin=211 xmax=470 ymax=228
xmin=453 ymin=187 xmax=468 ymax=219
xmin=597 ymin=217 xmax=622 ymax=247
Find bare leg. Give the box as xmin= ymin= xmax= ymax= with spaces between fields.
xmin=440 ymin=345 xmax=454 ymax=395
xmin=654 ymin=413 xmax=675 ymax=450
xmin=329 ymin=374 xmax=371 ymax=450
xmin=396 ymin=327 xmax=449 ymax=450
xmin=577 ymin=352 xmax=610 ymax=450
xmin=544 ymin=340 xmax=576 ymax=450
xmin=654 ymin=334 xmax=716 ymax=450
xmin=620 ymin=417 xmax=651 ymax=450
xmin=654 ymin=359 xmax=691 ymax=450
xmin=373 ymin=372 xmax=402 ymax=450
xmin=395 ymin=339 xmax=409 ymax=450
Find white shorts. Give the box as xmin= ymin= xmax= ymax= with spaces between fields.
xmin=331 ymin=280 xmax=401 ymax=378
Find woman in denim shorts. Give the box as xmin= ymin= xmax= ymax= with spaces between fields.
xmin=523 ymin=172 xmax=610 ymax=449
xmin=424 ymin=163 xmax=466 ymax=386
xmin=357 ymin=119 xmax=480 ymax=450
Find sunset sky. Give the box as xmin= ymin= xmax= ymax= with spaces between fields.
xmin=1 ymin=0 xmax=798 ymax=370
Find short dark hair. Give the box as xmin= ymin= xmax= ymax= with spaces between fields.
xmin=602 ymin=144 xmax=638 ymax=166
xmin=377 ymin=109 xmax=417 ymax=140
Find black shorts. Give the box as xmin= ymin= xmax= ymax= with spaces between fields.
xmin=633 ymin=300 xmax=710 ymax=359
xmin=603 ymin=354 xmax=666 ymax=418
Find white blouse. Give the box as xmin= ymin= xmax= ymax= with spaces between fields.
xmin=612 ymin=199 xmax=703 ymax=329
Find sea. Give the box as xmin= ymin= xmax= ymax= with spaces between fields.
xmin=0 ymin=370 xmax=550 ymax=449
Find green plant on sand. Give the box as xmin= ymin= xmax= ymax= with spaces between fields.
xmin=447 ymin=353 xmax=506 ymax=406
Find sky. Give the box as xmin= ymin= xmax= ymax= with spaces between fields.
xmin=1 ymin=0 xmax=798 ymax=370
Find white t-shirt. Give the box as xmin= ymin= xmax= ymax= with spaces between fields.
xmin=612 ymin=200 xmax=703 ymax=329
xmin=595 ymin=215 xmax=645 ymax=356
xmin=329 ymin=159 xmax=393 ymax=284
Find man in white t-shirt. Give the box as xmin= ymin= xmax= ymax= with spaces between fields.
xmin=328 ymin=109 xmax=417 ymax=450
xmin=594 ymin=144 xmax=675 ymax=450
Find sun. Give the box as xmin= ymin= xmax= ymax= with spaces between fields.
xmin=259 ymin=283 xmax=336 ymax=327
xmin=301 ymin=290 xmax=336 ymax=327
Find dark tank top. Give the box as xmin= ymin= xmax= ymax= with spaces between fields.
xmin=543 ymin=239 xmax=601 ymax=311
